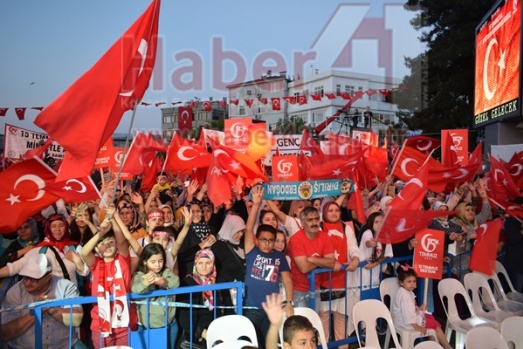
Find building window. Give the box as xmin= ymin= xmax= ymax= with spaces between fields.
xmin=346 ymin=85 xmax=355 ymax=96
xmin=239 ymin=106 xmax=245 ymax=115
xmin=336 ymin=84 xmax=341 ymax=95
xmin=314 ymin=86 xmax=324 ymax=97
xmin=163 ymin=115 xmax=172 ymax=124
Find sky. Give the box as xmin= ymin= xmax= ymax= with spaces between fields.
xmin=0 ymin=0 xmax=424 ymax=137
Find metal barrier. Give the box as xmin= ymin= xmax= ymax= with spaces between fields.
xmin=1 ymin=281 xmax=244 ymax=349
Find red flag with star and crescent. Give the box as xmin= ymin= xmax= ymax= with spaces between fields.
xmin=507 ymin=150 xmax=523 ymax=190
xmin=46 ymin=175 xmax=101 ymax=203
xmin=15 ymin=108 xmax=26 ymax=121
xmin=474 ymin=0 xmax=520 ymax=116
xmin=0 ymin=158 xmax=60 ymax=233
xmin=121 ymin=132 xmax=166 ymax=175
xmin=271 ymin=98 xmax=281 ymax=111
xmin=206 ymin=155 xmax=233 ymax=207
xmin=485 ymin=154 xmax=522 ymax=201
xmin=177 ymin=106 xmax=193 ymax=134
xmin=469 ymin=219 xmax=502 ymax=275
xmin=164 ymin=133 xmax=211 ymax=171
xmin=404 ymin=136 xmax=441 ymax=154
xmin=34 ymin=0 xmax=161 ymax=182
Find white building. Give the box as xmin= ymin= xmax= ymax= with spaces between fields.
xmin=227 ymin=69 xmax=402 ymax=135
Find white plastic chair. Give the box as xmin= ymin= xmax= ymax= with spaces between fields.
xmin=352 ymin=299 xmax=403 ymax=349
xmin=211 ymin=340 xmax=258 ymax=349
xmin=412 ymin=341 xmax=444 ymax=349
xmin=463 ymin=273 xmax=515 ymax=322
xmin=501 ymin=316 xmax=523 ymax=349
xmin=206 ymin=315 xmax=258 ymax=349
xmin=279 ymin=307 xmax=328 ymax=349
xmin=496 ymin=261 xmax=523 ymax=303
xmin=437 ymin=278 xmax=497 ymax=349
xmin=379 ymin=278 xmax=437 ymax=349
xmin=474 ymin=271 xmax=523 ymax=315
xmin=465 ymin=326 xmax=509 ymax=349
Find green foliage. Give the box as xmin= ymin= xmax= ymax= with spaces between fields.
xmin=395 ymin=0 xmax=498 ymax=133
xmin=271 ymin=116 xmax=310 ymax=135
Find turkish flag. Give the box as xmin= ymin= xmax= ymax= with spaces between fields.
xmin=282 ymin=96 xmax=296 ymax=104
xmin=24 ymin=138 xmax=53 ymax=160
xmin=0 ymin=108 xmax=8 ymax=117
xmin=404 ymin=136 xmax=441 ymax=154
xmin=469 ymin=219 xmax=502 ymax=275
xmin=490 ymin=198 xmax=523 ymax=221
xmin=442 ymin=129 xmax=468 ymax=166
xmin=390 ymin=162 xmax=428 ymax=211
xmin=31 ymin=107 xmax=44 ymax=111
xmin=34 ymin=0 xmax=160 ymax=181
xmin=346 ymin=169 xmax=366 ymax=224
xmin=339 ymin=92 xmax=351 ymax=100
xmin=390 ymin=141 xmax=400 ymax=160
xmin=122 ymin=133 xmax=166 ymax=175
xmin=363 ymin=144 xmax=388 ymax=183
xmin=297 ymin=95 xmax=307 ymax=105
xmin=377 ymin=209 xmax=455 ymax=244
xmin=353 ymin=91 xmax=364 ymax=99
xmin=141 ymin=101 xmax=152 ymax=106
xmin=486 ymin=154 xmax=522 ymax=201
xmin=310 ymin=94 xmax=322 ymax=101
xmin=210 ymin=141 xmax=269 ymax=182
xmin=47 ymin=175 xmax=101 ymax=203
xmin=258 ymin=97 xmax=268 ymax=105
xmin=244 ymin=99 xmax=253 ymax=108
xmin=378 ymin=89 xmax=390 ymax=96
xmin=206 ymin=156 xmax=233 ymax=207
xmin=138 ymin=155 xmax=161 ymax=193
xmin=366 ymin=90 xmax=377 ymax=96
xmin=230 ymin=99 xmax=239 ymax=105
xmin=441 ymin=130 xmax=459 ymax=167
xmin=218 ymin=99 xmax=227 ymax=108
xmin=507 ymin=150 xmax=523 ymax=190
xmin=325 ymin=134 xmax=364 ymax=156
xmin=203 ymin=101 xmax=212 ymax=112
xmin=307 ymin=151 xmax=364 ymax=180
xmin=474 ymin=0 xmax=520 ymax=115
xmin=177 ymin=106 xmax=193 ymax=134
xmin=0 ymin=158 xmax=60 ymax=233
xmin=325 ymin=93 xmax=336 ymax=100
xmin=154 ymin=102 xmax=165 ymax=107
xmin=15 ymin=108 xmax=26 ymax=121
xmin=165 ymin=133 xmax=211 ymax=171
xmin=299 ymin=129 xmax=323 ymax=156
xmin=271 ymin=98 xmax=281 ymax=111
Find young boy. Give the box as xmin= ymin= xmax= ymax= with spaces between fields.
xmin=263 ymin=293 xmax=317 ymax=349
xmin=244 ymin=185 xmax=293 ymax=347
xmin=81 ymin=207 xmax=140 ymax=349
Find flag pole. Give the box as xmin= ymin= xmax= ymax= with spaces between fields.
xmin=388 ymin=137 xmax=408 ymax=176
xmin=111 ymin=98 xmax=139 ymax=205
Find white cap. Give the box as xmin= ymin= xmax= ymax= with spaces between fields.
xmin=19 ymin=254 xmax=52 ymax=279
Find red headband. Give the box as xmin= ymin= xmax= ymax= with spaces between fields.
xmin=147 ymin=211 xmax=163 ymax=220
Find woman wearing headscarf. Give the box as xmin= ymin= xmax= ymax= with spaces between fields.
xmin=0 ymin=218 xmax=40 ymax=268
xmin=318 ymin=201 xmax=360 ymax=347
xmin=0 ymin=214 xmax=83 ymax=286
xmin=428 ymin=201 xmax=464 ymax=250
xmin=115 ymin=198 xmax=147 ymax=240
xmin=176 ymin=249 xmax=217 ymax=349
xmin=177 ymin=201 xmax=216 ymax=278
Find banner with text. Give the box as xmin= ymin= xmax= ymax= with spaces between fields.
xmin=260 ymin=179 xmax=342 ymax=200
xmin=413 ymin=228 xmax=445 ymax=280
xmin=4 ymin=124 xmax=65 ymax=160
xmin=264 ymin=134 xmax=311 ymax=166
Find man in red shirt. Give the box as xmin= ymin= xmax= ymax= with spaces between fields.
xmin=288 ymin=206 xmax=335 ymax=308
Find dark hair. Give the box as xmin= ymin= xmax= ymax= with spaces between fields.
xmin=275 ymin=229 xmax=288 ymax=252
xmin=70 ymin=207 xmax=95 ymax=245
xmin=256 ymin=224 xmax=277 ymax=238
xmin=283 ymin=315 xmax=316 ymax=344
xmin=364 ymin=212 xmax=383 ymax=236
xmin=152 ymin=226 xmax=176 ymax=237
xmin=137 ymin=243 xmax=167 ymax=274
xmin=299 ymin=206 xmax=319 ymax=222
xmin=396 ymin=264 xmax=417 ymax=282
xmin=96 ymin=231 xmax=115 ymax=245
xmin=259 ymin=210 xmax=276 ymax=224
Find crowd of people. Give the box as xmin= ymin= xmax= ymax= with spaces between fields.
xmin=0 ymin=169 xmax=521 ymax=349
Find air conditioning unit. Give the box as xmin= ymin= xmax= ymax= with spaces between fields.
xmin=256 ymin=93 xmax=262 ymax=98
xmin=246 ymin=90 xmax=252 ymax=95
xmin=254 ymin=114 xmax=262 ymax=120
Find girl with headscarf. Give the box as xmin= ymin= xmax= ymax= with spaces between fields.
xmin=0 ymin=219 xmax=40 ymax=268
xmin=428 ymin=201 xmax=464 ymax=250
xmin=319 ymin=201 xmax=360 ymax=347
xmin=177 ymin=201 xmax=216 ymax=278
xmin=212 ymin=214 xmax=246 ymax=283
xmin=0 ymin=214 xmax=82 ymax=286
xmin=177 ymin=249 xmax=217 ymax=348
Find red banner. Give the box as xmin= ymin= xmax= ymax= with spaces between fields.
xmin=441 ymin=129 xmax=468 ymax=166
xmin=224 ymin=118 xmax=252 ymax=152
xmin=177 ymin=106 xmax=193 ymax=134
xmin=413 ymin=228 xmax=445 ymax=280
xmin=272 ymin=155 xmax=300 ymax=182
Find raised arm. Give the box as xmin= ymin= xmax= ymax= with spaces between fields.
xmin=113 ymin=210 xmax=142 ymax=256
xmin=265 ymin=200 xmax=288 ymax=224
xmin=81 ymin=218 xmax=112 ymax=268
xmin=245 ymin=185 xmax=264 ymax=253
xmin=171 ymin=207 xmax=192 ymax=257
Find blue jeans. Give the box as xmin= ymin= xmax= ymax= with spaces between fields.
xmin=243 ymin=308 xmax=268 ymax=348
xmin=137 ymin=319 xmax=179 ymax=348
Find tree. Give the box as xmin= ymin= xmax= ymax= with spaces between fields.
xmin=271 ymin=116 xmax=310 ymax=135
xmin=394 ymin=0 xmax=498 ymax=133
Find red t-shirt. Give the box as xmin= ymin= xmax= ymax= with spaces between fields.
xmin=288 ymin=229 xmax=334 ymax=292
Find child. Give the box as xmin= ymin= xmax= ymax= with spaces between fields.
xmin=390 ymin=264 xmax=453 ymax=349
xmin=81 ymin=207 xmax=140 ymax=349
xmin=264 ymin=293 xmax=317 ymax=349
xmin=359 ymin=212 xmax=385 ymax=289
xmin=132 ymin=243 xmax=180 ymax=348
